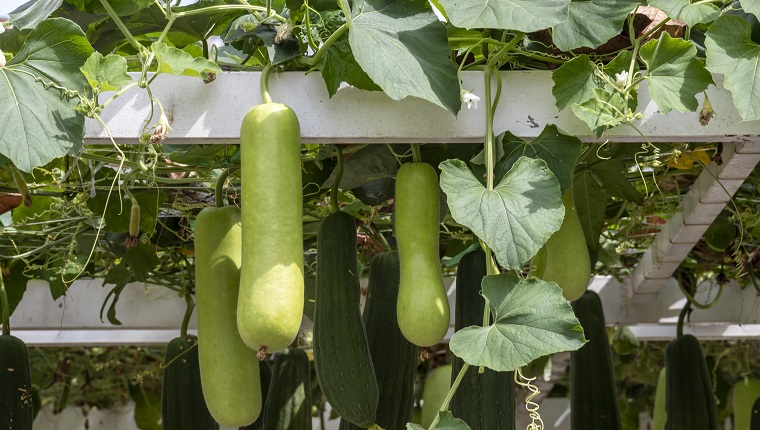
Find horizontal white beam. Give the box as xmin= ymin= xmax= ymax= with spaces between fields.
xmin=85 ymin=71 xmax=760 ymax=145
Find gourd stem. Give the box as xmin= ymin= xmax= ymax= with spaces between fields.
xmin=484 ymin=66 xmax=495 ymax=191
xmin=299 ymin=23 xmax=349 ymax=66
xmin=260 ymin=63 xmax=274 ymax=104
xmin=98 ymin=0 xmax=144 ymax=54
xmin=180 ymin=292 xmax=194 ymax=338
xmin=411 ymin=144 xmax=422 ymax=163
xmin=215 ymin=168 xmax=231 ymax=208
xmin=330 ymin=145 xmax=344 ymax=213
xmin=676 ymin=300 xmax=690 ymax=338
xmin=677 ymin=276 xmax=724 ymax=310
xmin=429 ymin=363 xmax=469 ymax=430
xmin=0 ymin=271 xmax=9 ymax=335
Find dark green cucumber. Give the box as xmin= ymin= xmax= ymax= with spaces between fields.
xmin=246 ymin=361 xmax=273 ymax=430
xmin=570 ymin=290 xmax=621 ymax=430
xmin=450 ymin=249 xmax=515 ymax=430
xmin=0 ymin=335 xmax=33 ymax=430
xmin=314 ymin=211 xmax=378 ymax=428
xmin=751 ymin=396 xmax=760 ymax=430
xmin=264 ymin=347 xmax=312 ymax=430
xmin=162 ymin=335 xmax=218 ymax=430
xmin=664 ymin=334 xmax=719 ymax=430
xmin=339 ymin=251 xmax=419 ymax=430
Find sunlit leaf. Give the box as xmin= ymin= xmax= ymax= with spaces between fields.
xmin=552 ymin=0 xmax=638 ymax=51
xmin=438 ymin=0 xmax=569 ymax=32
xmin=80 ymin=52 xmax=132 ymax=92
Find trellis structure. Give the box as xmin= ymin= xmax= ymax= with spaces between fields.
xmin=11 ymin=70 xmax=760 ymax=345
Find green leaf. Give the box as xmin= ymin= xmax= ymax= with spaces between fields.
xmin=639 ymin=32 xmax=713 ymax=114
xmin=323 ymin=144 xmax=400 ymax=190
xmin=80 ymin=52 xmax=132 ymax=92
xmin=128 ymin=384 xmax=161 ymax=430
xmin=406 ymin=412 xmax=471 ymax=429
xmin=349 ymin=0 xmax=461 ymax=114
xmin=552 ymin=0 xmax=638 ymax=51
xmin=584 ymin=158 xmax=642 ymax=202
xmin=573 ymin=170 xmax=609 ymax=258
xmin=449 ymin=274 xmax=586 ymax=372
xmin=648 ymin=0 xmax=719 ymax=27
xmin=705 ymin=15 xmax=760 ymax=121
xmin=3 ymin=261 xmax=29 ymax=316
xmin=552 ymin=54 xmax=597 ymax=112
xmin=87 ymin=189 xmax=167 ymax=234
xmin=68 ymin=0 xmax=154 ymax=16
xmin=252 ymin=24 xmax=302 ymax=65
xmin=318 ymin=35 xmax=380 ymax=96
xmin=439 ymin=157 xmax=564 ymax=270
xmin=9 ymin=0 xmax=64 ymax=30
xmin=151 ymin=42 xmax=222 ymax=79
xmin=0 ymin=18 xmax=93 ymax=171
xmin=124 ymin=243 xmax=160 ymax=283
xmin=494 ymin=125 xmax=583 ymax=194
xmin=438 ymin=0 xmax=570 ymax=32
xmin=741 ymin=0 xmax=760 ymax=20
xmin=574 ymin=87 xmax=629 ymax=138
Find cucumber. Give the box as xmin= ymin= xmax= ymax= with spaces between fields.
xmin=532 ymin=191 xmax=590 ymax=301
xmin=0 ymin=335 xmax=33 ymax=430
xmin=339 ymin=251 xmax=419 ymax=430
xmin=162 ymin=335 xmax=219 ymax=430
xmin=246 ymin=361 xmax=272 ymax=430
xmin=450 ymin=248 xmax=515 ymax=430
xmin=239 ymin=102 xmax=304 ymax=353
xmin=264 ymin=347 xmax=312 ymax=430
xmin=195 ymin=205 xmax=261 ymax=427
xmin=653 ymin=368 xmax=666 ymax=430
xmin=752 ymin=396 xmax=760 ymax=430
xmin=664 ymin=334 xmax=719 ymax=430
xmin=313 ymin=211 xmax=378 ymax=428
xmin=570 ymin=290 xmax=621 ymax=430
xmin=395 ymin=162 xmax=449 ymax=347
xmin=421 ymin=364 xmax=452 ymax=428
xmin=733 ymin=378 xmax=760 ymax=430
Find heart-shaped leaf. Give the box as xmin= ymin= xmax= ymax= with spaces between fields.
xmin=406 ymin=411 xmax=471 ymax=429
xmin=438 ymin=0 xmax=570 ymax=32
xmin=151 ymin=42 xmax=222 ymax=79
xmin=552 ymin=0 xmax=638 ymax=51
xmin=81 ymin=52 xmax=133 ymax=93
xmin=648 ymin=0 xmax=719 ymax=27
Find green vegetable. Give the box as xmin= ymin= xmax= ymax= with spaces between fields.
xmin=570 ymin=290 xmax=621 ymax=430
xmin=733 ymin=378 xmax=760 ymax=430
xmin=239 ymin=102 xmax=304 ymax=353
xmin=313 ymin=211 xmax=378 ymax=428
xmin=420 ymin=364 xmax=452 ymax=429
xmin=653 ymin=368 xmax=666 ymax=430
xmin=339 ymin=251 xmax=419 ymax=430
xmin=0 ymin=335 xmax=33 ymax=430
xmin=264 ymin=347 xmax=312 ymax=430
xmin=532 ymin=191 xmax=590 ymax=301
xmin=751 ymin=397 xmax=760 ymax=430
xmin=664 ymin=334 xmax=719 ymax=430
xmin=195 ymin=206 xmax=262 ymax=427
xmin=395 ymin=162 xmax=449 ymax=347
xmin=162 ymin=335 xmax=218 ymax=430
xmin=450 ymin=248 xmax=515 ymax=430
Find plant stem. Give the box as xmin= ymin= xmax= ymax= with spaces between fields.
xmin=298 ymin=23 xmax=349 ymax=66
xmin=0 ymin=270 xmax=9 ymax=335
xmin=173 ymin=4 xmax=269 ymax=18
xmin=181 ymin=293 xmax=193 ymax=338
xmin=330 ymin=145 xmax=344 ymax=213
xmin=429 ymin=363 xmax=469 ymax=430
xmin=411 ymin=144 xmax=422 ymax=163
xmin=260 ymin=63 xmax=274 ymax=103
xmin=484 ymin=66 xmax=495 ymax=191
xmin=215 ymin=168 xmax=231 ymax=208
xmin=676 ymin=300 xmax=690 ymax=338
xmin=98 ymin=0 xmax=145 ymax=54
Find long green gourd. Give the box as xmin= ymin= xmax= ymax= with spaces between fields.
xmin=264 ymin=347 xmax=312 ymax=430
xmin=0 ymin=335 xmax=33 ymax=430
xmin=450 ymin=248 xmax=515 ymax=430
xmin=246 ymin=361 xmax=272 ymax=430
xmin=733 ymin=378 xmax=760 ymax=430
xmin=664 ymin=334 xmax=719 ymax=430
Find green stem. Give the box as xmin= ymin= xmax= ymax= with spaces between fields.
xmin=303 ymin=2 xmax=319 ymax=51
xmin=298 ymin=23 xmax=349 ymax=66
xmin=0 ymin=270 xmax=9 ymax=335
xmin=676 ymin=300 xmax=690 ymax=338
xmin=98 ymin=0 xmax=145 ymax=53
xmin=411 ymin=144 xmax=422 ymax=163
xmin=173 ymin=4 xmax=269 ymax=18
xmin=330 ymin=145 xmax=344 ymax=213
xmin=260 ymin=63 xmax=274 ymax=104
xmin=429 ymin=363 xmax=469 ymax=430
xmin=678 ymin=278 xmax=724 ymax=310
xmin=484 ymin=66 xmax=495 ymax=191
xmin=180 ymin=293 xmax=193 ymax=338
xmin=215 ymin=168 xmax=232 ymax=208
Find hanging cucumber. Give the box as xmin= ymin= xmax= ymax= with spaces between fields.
xmin=420 ymin=364 xmax=452 ymax=428
xmin=162 ymin=335 xmax=219 ymax=430
xmin=0 ymin=268 xmax=33 ymax=430
xmin=664 ymin=334 xmax=719 ymax=430
xmin=570 ymin=290 xmax=621 ymax=430
xmin=653 ymin=368 xmax=666 ymax=430
xmin=733 ymin=378 xmax=760 ymax=430
xmin=395 ymin=162 xmax=449 ymax=347
xmin=532 ymin=191 xmax=590 ymax=301
xmin=264 ymin=347 xmax=312 ymax=430
xmin=238 ymin=71 xmax=304 ymax=354
xmin=313 ymin=211 xmax=379 ymax=428
xmin=195 ymin=203 xmax=262 ymax=427
xmin=339 ymin=251 xmax=419 ymax=430
xmin=450 ymin=249 xmax=515 ymax=430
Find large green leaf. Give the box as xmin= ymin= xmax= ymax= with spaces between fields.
xmin=552 ymin=54 xmax=597 ymax=111
xmin=584 ymin=157 xmax=642 ymax=202
xmin=9 ymin=0 xmax=64 ymax=30
xmin=439 ymin=157 xmax=564 ymax=270
xmin=3 ymin=261 xmax=29 ymax=317
xmin=449 ymin=274 xmax=586 ymax=371
xmin=705 ymin=15 xmax=760 ymax=121
xmin=151 ymin=42 xmax=222 ymax=79
xmin=552 ymin=0 xmax=637 ymax=51
xmin=741 ymin=0 xmax=760 ymax=21
xmin=67 ymin=0 xmax=154 ymax=16
xmin=318 ymin=35 xmax=380 ymax=96
xmin=323 ymin=144 xmax=400 ymax=190
xmin=80 ymin=52 xmax=132 ymax=93
xmin=349 ymin=0 xmax=461 ymax=114
xmin=407 ymin=412 xmax=471 ymax=429
xmin=648 ymin=0 xmax=719 ymax=27
xmin=639 ymin=32 xmax=713 ymax=114
xmin=573 ymin=170 xmax=609 ymax=260
xmin=0 ymin=18 xmax=92 ymax=171
xmin=574 ymin=87 xmax=629 ymax=138
xmin=494 ymin=125 xmax=583 ymax=194
xmin=438 ymin=0 xmax=570 ymax=32
xmin=87 ymin=189 xmax=168 ymax=234
xmin=124 ymin=243 xmax=160 ymax=283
